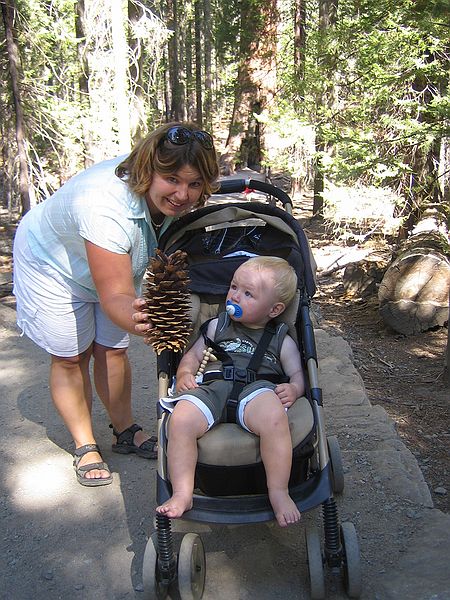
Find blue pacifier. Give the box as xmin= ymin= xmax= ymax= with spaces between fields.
xmin=226 ymin=300 xmax=243 ymax=318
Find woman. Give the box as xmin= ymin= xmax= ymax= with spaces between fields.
xmin=13 ymin=122 xmax=220 ymax=487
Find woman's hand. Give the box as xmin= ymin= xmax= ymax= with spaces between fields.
xmin=132 ymin=297 xmax=153 ymax=336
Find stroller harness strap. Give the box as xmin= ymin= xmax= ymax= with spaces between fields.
xmin=200 ymin=317 xmax=284 ymax=422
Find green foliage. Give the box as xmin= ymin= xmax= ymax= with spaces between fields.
xmin=301 ymin=0 xmax=448 ymax=211
xmin=1 ymin=0 xmax=448 ymax=219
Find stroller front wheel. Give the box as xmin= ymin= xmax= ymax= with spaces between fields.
xmin=178 ymin=533 xmax=206 ymax=600
xmin=305 ymin=525 xmax=326 ymax=599
xmin=340 ymin=522 xmax=362 ymax=598
xmin=142 ymin=532 xmax=170 ymax=600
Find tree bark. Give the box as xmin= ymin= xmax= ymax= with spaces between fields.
xmin=445 ymin=288 xmax=450 ymax=386
xmin=166 ymin=0 xmax=184 ymax=121
xmin=313 ymin=0 xmax=338 ymax=218
xmin=74 ymin=0 xmax=94 ymax=167
xmin=294 ymin=0 xmax=306 ymax=82
xmin=203 ymin=0 xmax=212 ymax=130
xmin=226 ymin=0 xmax=278 ymax=171
xmin=184 ymin=18 xmax=196 ymax=121
xmin=111 ymin=0 xmax=131 ymax=152
xmin=1 ymin=0 xmax=31 ymax=215
xmin=194 ymin=0 xmax=203 ymax=126
xmin=128 ymin=0 xmax=145 ymax=140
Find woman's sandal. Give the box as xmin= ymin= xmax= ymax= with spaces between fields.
xmin=110 ymin=423 xmax=157 ymax=459
xmin=73 ymin=443 xmax=113 ymax=487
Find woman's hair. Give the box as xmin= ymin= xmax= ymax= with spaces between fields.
xmin=243 ymin=256 xmax=298 ymax=306
xmin=115 ymin=122 xmax=220 ymax=206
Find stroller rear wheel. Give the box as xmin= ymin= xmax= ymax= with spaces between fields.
xmin=305 ymin=525 xmax=326 ymax=599
xmin=178 ymin=533 xmax=206 ymax=600
xmin=142 ymin=533 xmax=170 ymax=600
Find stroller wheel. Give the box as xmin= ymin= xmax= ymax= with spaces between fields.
xmin=305 ymin=525 xmax=325 ymax=599
xmin=327 ymin=435 xmax=345 ymax=494
xmin=340 ymin=522 xmax=362 ymax=599
xmin=178 ymin=533 xmax=206 ymax=600
xmin=142 ymin=533 xmax=169 ymax=600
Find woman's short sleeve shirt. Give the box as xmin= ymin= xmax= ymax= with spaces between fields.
xmin=26 ymin=156 xmax=171 ymax=295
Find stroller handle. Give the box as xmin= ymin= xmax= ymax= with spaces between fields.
xmin=218 ymin=178 xmax=293 ymax=208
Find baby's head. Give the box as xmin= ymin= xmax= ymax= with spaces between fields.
xmin=226 ymin=256 xmax=298 ymax=327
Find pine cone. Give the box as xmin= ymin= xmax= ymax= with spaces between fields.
xmin=143 ymin=249 xmax=192 ymax=354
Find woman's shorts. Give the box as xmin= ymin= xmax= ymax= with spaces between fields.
xmin=160 ymin=379 xmax=277 ymax=433
xmin=13 ymin=219 xmax=129 ymax=357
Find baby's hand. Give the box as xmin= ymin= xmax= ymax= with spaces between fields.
xmin=275 ymin=383 xmax=298 ymax=408
xmin=176 ymin=372 xmax=198 ymax=392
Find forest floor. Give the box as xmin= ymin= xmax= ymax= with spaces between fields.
xmin=301 ymin=214 xmax=449 ymax=514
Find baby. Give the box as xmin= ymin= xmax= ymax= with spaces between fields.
xmin=157 ymin=256 xmax=305 ymax=527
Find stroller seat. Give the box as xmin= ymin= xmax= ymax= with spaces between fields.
xmin=197 ymin=396 xmax=314 ymax=467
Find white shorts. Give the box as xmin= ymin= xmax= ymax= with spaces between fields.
xmin=13 ymin=221 xmax=129 ymax=357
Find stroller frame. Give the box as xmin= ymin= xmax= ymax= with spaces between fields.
xmin=143 ymin=179 xmax=361 ymax=600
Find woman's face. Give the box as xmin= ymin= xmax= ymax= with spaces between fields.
xmin=146 ymin=165 xmax=204 ymax=217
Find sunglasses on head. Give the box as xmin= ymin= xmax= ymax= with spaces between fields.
xmin=164 ymin=126 xmax=214 ymax=150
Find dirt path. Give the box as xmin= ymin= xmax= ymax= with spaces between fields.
xmin=1 ymin=200 xmax=449 ymax=598
xmin=1 ymin=292 xmax=449 ymax=599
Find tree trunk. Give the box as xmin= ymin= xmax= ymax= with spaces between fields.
xmin=294 ymin=0 xmax=306 ymax=82
xmin=313 ymin=0 xmax=338 ymax=218
xmin=128 ymin=0 xmax=145 ymax=140
xmin=184 ymin=18 xmax=196 ymax=121
xmin=445 ymin=289 xmax=450 ymax=386
xmin=74 ymin=0 xmax=94 ymax=168
xmin=226 ymin=0 xmax=278 ymax=171
xmin=166 ymin=0 xmax=184 ymax=121
xmin=194 ymin=0 xmax=203 ymax=126
xmin=111 ymin=0 xmax=131 ymax=152
xmin=379 ymin=215 xmax=450 ymax=335
xmin=1 ymin=0 xmax=31 ymax=215
xmin=203 ymin=0 xmax=212 ymax=130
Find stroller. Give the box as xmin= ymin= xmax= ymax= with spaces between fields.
xmin=142 ymin=179 xmax=362 ymax=600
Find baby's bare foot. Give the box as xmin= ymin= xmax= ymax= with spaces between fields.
xmin=268 ymin=489 xmax=301 ymax=527
xmin=156 ymin=492 xmax=193 ymax=518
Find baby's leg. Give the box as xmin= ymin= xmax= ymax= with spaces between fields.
xmin=243 ymin=391 xmax=301 ymax=527
xmin=156 ymin=400 xmax=208 ymax=518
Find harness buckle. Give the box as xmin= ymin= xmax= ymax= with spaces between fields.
xmin=246 ymin=369 xmax=256 ymax=384
xmin=223 ymin=365 xmax=234 ymax=381
xmin=234 ymin=368 xmax=248 ymax=384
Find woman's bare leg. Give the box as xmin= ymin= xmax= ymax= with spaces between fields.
xmin=50 ymin=345 xmax=110 ymax=480
xmin=92 ymin=343 xmax=148 ymax=447
xmin=156 ymin=400 xmax=208 ymax=518
xmin=244 ymin=392 xmax=301 ymax=527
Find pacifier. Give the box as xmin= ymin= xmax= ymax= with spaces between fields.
xmin=226 ymin=300 xmax=243 ymax=318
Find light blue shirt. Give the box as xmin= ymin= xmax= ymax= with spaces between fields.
xmin=26 ymin=155 xmax=172 ymax=297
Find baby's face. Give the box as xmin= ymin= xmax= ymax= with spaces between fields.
xmin=226 ymin=265 xmax=279 ymax=328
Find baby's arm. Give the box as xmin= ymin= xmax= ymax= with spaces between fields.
xmin=275 ymin=335 xmax=305 ymax=408
xmin=176 ymin=319 xmax=218 ymax=392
